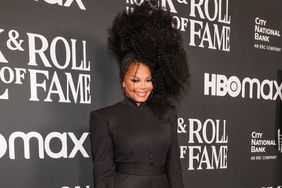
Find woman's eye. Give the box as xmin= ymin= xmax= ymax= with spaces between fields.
xmin=146 ymin=79 xmax=152 ymax=82
xmin=131 ymin=79 xmax=139 ymax=83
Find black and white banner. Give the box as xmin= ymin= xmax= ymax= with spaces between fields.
xmin=0 ymin=0 xmax=281 ymax=188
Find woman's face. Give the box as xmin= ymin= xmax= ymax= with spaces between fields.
xmin=122 ymin=62 xmax=153 ymax=106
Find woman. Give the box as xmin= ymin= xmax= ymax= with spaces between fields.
xmin=90 ymin=1 xmax=190 ymax=188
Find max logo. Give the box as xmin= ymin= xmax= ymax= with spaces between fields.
xmin=35 ymin=0 xmax=86 ymax=10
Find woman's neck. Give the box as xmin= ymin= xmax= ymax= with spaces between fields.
xmin=124 ymin=94 xmax=143 ymax=107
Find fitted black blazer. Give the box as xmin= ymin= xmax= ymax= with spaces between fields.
xmin=89 ymin=96 xmax=185 ymax=188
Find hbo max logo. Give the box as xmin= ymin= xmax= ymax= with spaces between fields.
xmin=0 ymin=131 xmax=89 ymax=159
xmin=204 ymin=73 xmax=282 ymax=100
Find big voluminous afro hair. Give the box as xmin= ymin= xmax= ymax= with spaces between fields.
xmin=107 ymin=0 xmax=190 ymax=118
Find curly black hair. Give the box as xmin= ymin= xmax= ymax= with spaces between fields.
xmin=107 ymin=0 xmax=190 ymax=118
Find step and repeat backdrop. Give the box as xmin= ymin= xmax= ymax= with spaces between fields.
xmin=0 ymin=0 xmax=281 ymax=188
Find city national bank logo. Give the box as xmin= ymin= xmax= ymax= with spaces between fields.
xmin=0 ymin=132 xmax=89 ymax=159
xmin=253 ymin=17 xmax=281 ymax=52
xmin=250 ymin=131 xmax=279 ymax=161
xmin=278 ymin=129 xmax=282 ymax=153
xmin=34 ymin=0 xmax=86 ymax=10
xmin=178 ymin=117 xmax=228 ymax=170
xmin=126 ymin=0 xmax=231 ymax=52
xmin=204 ymin=73 xmax=282 ymax=101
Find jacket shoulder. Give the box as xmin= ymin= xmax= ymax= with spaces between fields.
xmin=165 ymin=104 xmax=177 ymax=120
xmin=90 ymin=101 xmax=123 ymax=119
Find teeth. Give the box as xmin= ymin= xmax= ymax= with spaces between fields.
xmin=136 ymin=92 xmax=146 ymax=97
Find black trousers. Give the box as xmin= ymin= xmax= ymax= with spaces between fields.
xmin=114 ymin=163 xmax=170 ymax=188
xmin=114 ymin=172 xmax=169 ymax=188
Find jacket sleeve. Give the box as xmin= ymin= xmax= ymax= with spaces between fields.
xmin=89 ymin=111 xmax=115 ymax=188
xmin=166 ymin=109 xmax=185 ymax=188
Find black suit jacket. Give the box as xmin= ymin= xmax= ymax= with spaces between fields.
xmin=89 ymin=96 xmax=185 ymax=188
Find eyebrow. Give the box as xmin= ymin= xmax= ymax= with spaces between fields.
xmin=131 ymin=75 xmax=152 ymax=79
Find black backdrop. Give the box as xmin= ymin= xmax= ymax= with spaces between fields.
xmin=0 ymin=0 xmax=281 ymax=188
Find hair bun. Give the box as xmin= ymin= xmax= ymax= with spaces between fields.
xmin=107 ymin=0 xmax=190 ymax=118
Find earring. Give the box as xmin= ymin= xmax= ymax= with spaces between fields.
xmin=122 ymin=87 xmax=126 ymax=99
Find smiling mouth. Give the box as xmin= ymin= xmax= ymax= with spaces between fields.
xmin=135 ymin=91 xmax=147 ymax=97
